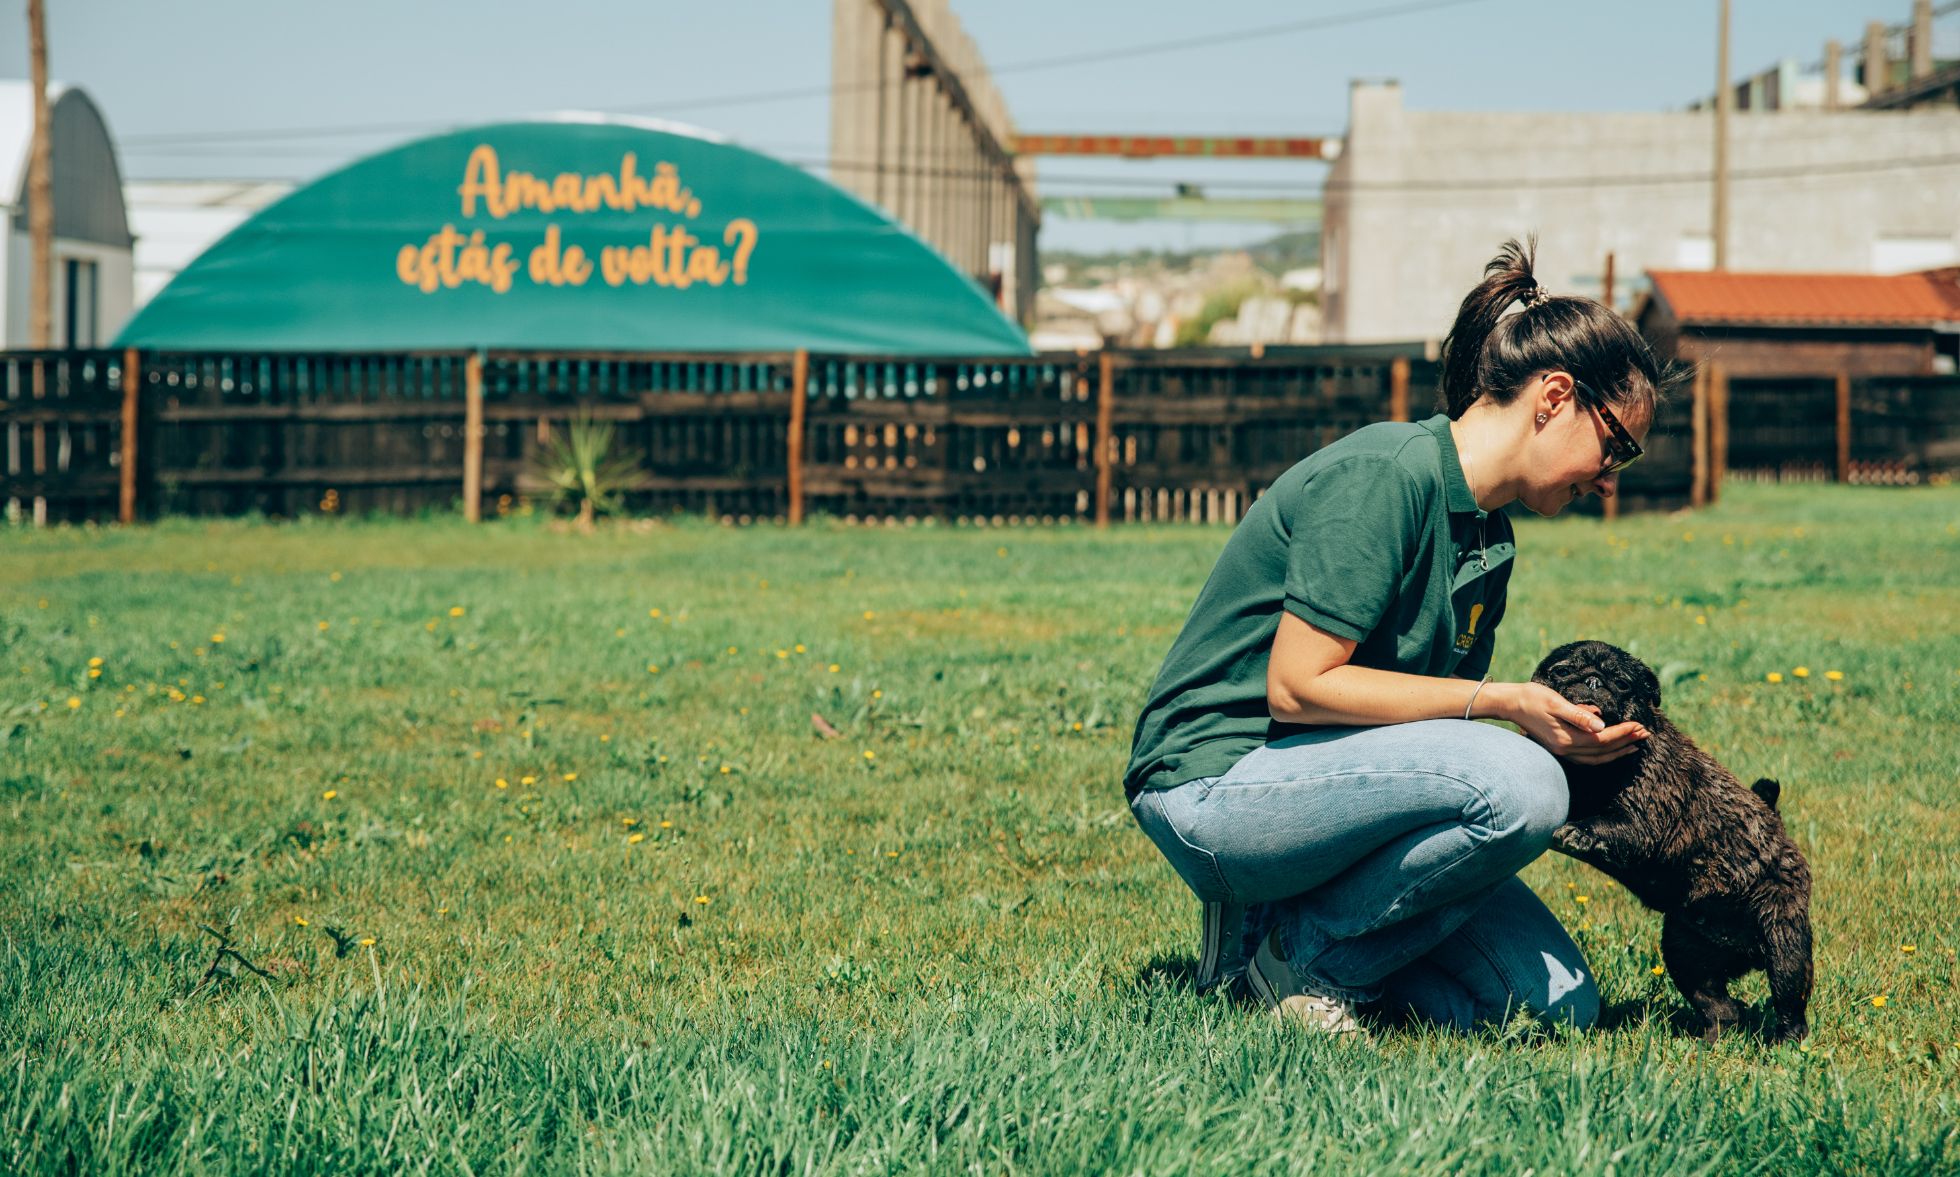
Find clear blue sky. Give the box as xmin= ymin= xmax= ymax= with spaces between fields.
xmin=3 ymin=0 xmax=1923 ymax=252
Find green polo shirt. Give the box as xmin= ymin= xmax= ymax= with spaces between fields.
xmin=1124 ymin=413 xmax=1515 ymax=799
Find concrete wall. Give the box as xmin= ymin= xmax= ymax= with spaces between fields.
xmin=1324 ymin=82 xmax=1960 ymax=343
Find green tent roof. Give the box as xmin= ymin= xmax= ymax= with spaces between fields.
xmin=117 ymin=116 xmax=1030 ymax=355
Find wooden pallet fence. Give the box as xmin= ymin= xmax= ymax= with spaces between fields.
xmin=1718 ymin=372 xmax=1960 ymax=486
xmin=29 ymin=346 xmax=1919 ymax=525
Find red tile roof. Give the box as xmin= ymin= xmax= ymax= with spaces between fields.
xmin=1647 ymin=269 xmax=1960 ymax=327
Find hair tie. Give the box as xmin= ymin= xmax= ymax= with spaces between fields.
xmin=1521 ymin=284 xmax=1552 ymax=309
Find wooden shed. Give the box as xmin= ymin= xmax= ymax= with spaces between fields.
xmin=1637 ymin=269 xmax=1960 ymax=378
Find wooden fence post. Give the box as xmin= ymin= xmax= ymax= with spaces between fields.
xmin=1690 ymin=362 xmax=1709 ymax=508
xmin=1389 ymin=356 xmax=1410 ymax=423
xmin=119 ymin=347 xmax=140 ymax=524
xmin=1708 ymin=361 xmax=1728 ymax=504
xmin=787 ymin=349 xmax=809 ymax=525
xmin=1095 ymin=350 xmax=1115 ymax=527
xmin=463 ymin=352 xmax=483 ymax=522
xmin=1834 ymin=370 xmax=1851 ymax=483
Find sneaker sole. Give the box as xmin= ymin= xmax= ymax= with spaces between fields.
xmin=1198 ymin=900 xmax=1230 ymax=988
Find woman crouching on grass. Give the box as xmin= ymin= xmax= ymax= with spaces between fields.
xmin=1125 ymin=238 xmax=1681 ymax=1035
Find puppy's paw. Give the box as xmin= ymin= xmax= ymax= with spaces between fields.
xmin=1768 ymin=1020 xmax=1809 ymax=1045
xmin=1552 ymin=824 xmax=1602 ymax=856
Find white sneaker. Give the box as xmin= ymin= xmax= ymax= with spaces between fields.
xmin=1246 ymin=927 xmax=1366 ymax=1035
xmin=1196 ymin=899 xmax=1248 ymax=994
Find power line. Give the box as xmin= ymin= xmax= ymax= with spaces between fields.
xmin=119 ymin=0 xmax=1497 ymax=149
xmin=126 ymin=146 xmax=1960 ymax=197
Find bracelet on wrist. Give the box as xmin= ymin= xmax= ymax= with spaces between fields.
xmin=1463 ymin=675 xmax=1492 ymax=721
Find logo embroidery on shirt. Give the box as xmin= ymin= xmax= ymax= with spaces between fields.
xmin=1454 ymin=602 xmax=1485 ymax=651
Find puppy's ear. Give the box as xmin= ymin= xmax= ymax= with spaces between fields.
xmin=1636 ymin=660 xmax=1662 ymax=708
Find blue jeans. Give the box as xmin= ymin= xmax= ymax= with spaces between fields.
xmin=1131 ymin=719 xmax=1599 ymax=1031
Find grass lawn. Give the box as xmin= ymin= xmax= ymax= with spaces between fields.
xmin=3 ymin=482 xmax=1957 ymax=1174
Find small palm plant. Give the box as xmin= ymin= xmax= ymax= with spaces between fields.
xmin=530 ymin=407 xmax=643 ymax=531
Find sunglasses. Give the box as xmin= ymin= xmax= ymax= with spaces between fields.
xmin=1570 ymin=377 xmax=1645 ymax=476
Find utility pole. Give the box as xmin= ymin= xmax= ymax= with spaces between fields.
xmin=27 ymin=0 xmax=53 ymax=347
xmin=1712 ymin=0 xmax=1731 ymax=271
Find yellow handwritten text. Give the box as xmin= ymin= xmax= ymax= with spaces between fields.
xmin=599 ymin=220 xmax=760 ymax=289
xmin=395 ymin=225 xmax=520 ymax=293
xmin=528 ymin=225 xmax=593 ymax=287
xmin=457 ymin=145 xmax=703 ymax=220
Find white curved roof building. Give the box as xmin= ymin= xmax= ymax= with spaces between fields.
xmin=0 ymin=81 xmax=134 ymax=347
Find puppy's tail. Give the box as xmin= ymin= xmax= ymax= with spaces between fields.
xmin=1751 ymin=778 xmax=1782 ymax=809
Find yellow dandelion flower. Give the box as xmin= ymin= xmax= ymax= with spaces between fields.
xmin=65 ymin=697 xmax=81 ymax=709
xmin=622 ymin=817 xmax=638 ymax=826
xmin=1071 ymin=721 xmax=1083 ymax=732
xmin=1901 ymin=944 xmax=1916 ymax=953
xmin=88 ymin=656 xmax=103 ymax=668
xmin=659 ymin=820 xmax=673 ymax=829
xmin=563 ymin=772 xmax=577 ymax=782
xmin=1575 ymin=895 xmax=1590 ymax=904
xmin=1766 ymin=672 xmax=1783 ymax=684
xmin=1825 ymin=670 xmax=1844 ymax=681
xmin=821 ymin=1060 xmax=831 ymax=1069
xmin=1871 ymin=995 xmax=1888 ymax=1008
xmin=359 ymin=937 xmax=376 ymax=947
xmin=1695 ymin=615 xmax=1707 ymax=625
xmin=648 ymin=664 xmax=660 ymax=674
xmin=726 ymin=646 xmax=738 ymax=655
xmin=1651 ymin=965 xmax=1666 ymax=976
xmin=600 ymin=734 xmax=610 ymax=742
xmin=794 ymin=644 xmax=806 ymax=654
xmin=776 ymin=649 xmax=789 ymax=660
xmin=317 ymin=620 xmax=331 ymax=631
xmin=863 ymin=750 xmax=876 ymax=761
xmin=424 ymin=621 xmax=438 ymax=632
xmin=694 ymin=895 xmax=710 ymax=905
xmin=211 ymin=634 xmax=225 ymax=644
xmin=628 ymin=832 xmax=645 ymax=844
xmin=886 ymin=850 xmax=899 ymax=858
xmin=1792 ymin=667 xmax=1810 ymax=679
xmin=520 ymin=775 xmax=536 ymax=785
xmin=719 ymin=764 xmax=732 ymax=774
xmin=329 ymin=571 xmax=342 ymax=582
xmin=863 ymin=610 xmax=876 ymax=620
xmin=191 ymin=695 xmax=206 ymax=704
xmin=504 ymin=834 xmax=512 ymax=843
xmin=87 ymin=668 xmax=102 ymax=679
xmin=649 ymin=608 xmax=662 ymax=618
xmin=323 ymin=789 xmax=337 ymax=800
xmin=828 ymin=664 xmax=841 ymax=673
xmin=872 ymin=690 xmax=883 ymax=700
xmin=294 ymin=916 xmax=309 ymax=927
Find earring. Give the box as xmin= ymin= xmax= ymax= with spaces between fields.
xmin=1535 ymin=412 xmax=1548 ymax=426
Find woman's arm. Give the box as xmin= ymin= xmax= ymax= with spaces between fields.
xmin=1266 ymin=611 xmax=1647 ymax=763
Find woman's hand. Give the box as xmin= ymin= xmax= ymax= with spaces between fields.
xmin=1486 ymin=682 xmax=1648 ymax=764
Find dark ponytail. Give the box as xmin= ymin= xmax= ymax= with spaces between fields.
xmin=1438 ymin=235 xmax=1683 ymax=421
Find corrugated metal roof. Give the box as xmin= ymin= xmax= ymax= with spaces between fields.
xmin=1648 ymin=269 xmax=1960 ymax=327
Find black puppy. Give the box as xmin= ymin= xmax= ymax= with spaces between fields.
xmin=1532 ymin=640 xmax=1813 ymax=1043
